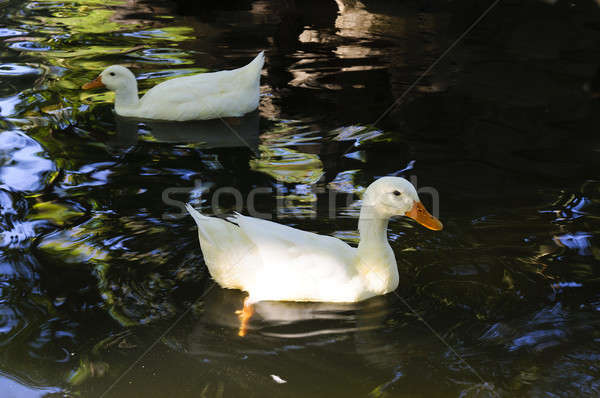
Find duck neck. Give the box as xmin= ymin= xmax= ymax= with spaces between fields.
xmin=114 ymin=83 xmax=139 ymax=111
xmin=358 ymin=206 xmax=390 ymax=248
xmin=356 ymin=205 xmax=399 ymax=295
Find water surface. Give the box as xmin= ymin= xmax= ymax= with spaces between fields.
xmin=0 ymin=0 xmax=599 ymax=397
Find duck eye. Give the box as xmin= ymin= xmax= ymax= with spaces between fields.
xmin=393 ymin=190 xmax=401 ymax=196
xmin=109 ymin=72 xmax=115 ymax=76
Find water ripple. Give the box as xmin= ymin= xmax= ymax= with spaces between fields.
xmin=0 ymin=130 xmax=56 ymax=192
xmin=0 ymin=64 xmax=41 ymax=76
xmin=8 ymin=41 xmax=51 ymax=52
xmin=0 ymin=28 xmax=26 ymax=37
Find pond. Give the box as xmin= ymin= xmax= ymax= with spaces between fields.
xmin=0 ymin=0 xmax=599 ymax=397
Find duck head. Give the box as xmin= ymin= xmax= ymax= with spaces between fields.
xmin=82 ymin=65 xmax=139 ymax=110
xmin=362 ymin=176 xmax=443 ymax=231
xmin=82 ymin=65 xmax=138 ymax=93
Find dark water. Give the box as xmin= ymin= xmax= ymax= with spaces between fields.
xmin=0 ymin=0 xmax=599 ymax=396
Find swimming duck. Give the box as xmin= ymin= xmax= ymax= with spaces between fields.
xmin=186 ymin=177 xmax=443 ymax=336
xmin=82 ymin=52 xmax=264 ymax=121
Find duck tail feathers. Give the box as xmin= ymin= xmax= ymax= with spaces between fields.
xmin=254 ymin=51 xmax=265 ymax=66
xmin=245 ymin=51 xmax=264 ymax=73
xmin=185 ymin=203 xmax=216 ymax=246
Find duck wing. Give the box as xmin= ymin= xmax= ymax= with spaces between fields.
xmin=187 ymin=204 xmax=361 ymax=302
xmin=229 ymin=213 xmax=360 ymax=302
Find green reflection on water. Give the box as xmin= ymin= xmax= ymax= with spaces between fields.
xmin=250 ymin=145 xmax=323 ymax=184
xmin=28 ymin=201 xmax=84 ymax=227
xmin=38 ymin=9 xmax=127 ymax=34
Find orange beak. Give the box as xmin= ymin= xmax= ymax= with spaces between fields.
xmin=405 ymin=202 xmax=443 ymax=231
xmin=82 ymin=75 xmax=104 ymax=90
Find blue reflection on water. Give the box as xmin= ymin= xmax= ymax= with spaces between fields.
xmin=0 ymin=96 xmax=21 ymax=117
xmin=0 ymin=28 xmax=26 ymax=37
xmin=554 ymin=232 xmax=593 ymax=256
xmin=0 ymin=375 xmax=61 ymax=398
xmin=8 ymin=41 xmax=51 ymax=52
xmin=0 ymin=64 xmax=40 ymax=77
xmin=0 ymin=130 xmax=55 ymax=192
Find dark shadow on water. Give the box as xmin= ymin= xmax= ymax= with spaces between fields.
xmin=112 ymin=111 xmax=260 ymax=148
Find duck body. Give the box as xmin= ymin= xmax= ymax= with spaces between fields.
xmin=186 ymin=207 xmax=397 ymax=303
xmin=186 ymin=177 xmax=443 ymax=304
xmin=83 ymin=52 xmax=264 ymax=121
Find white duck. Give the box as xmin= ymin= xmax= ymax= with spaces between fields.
xmin=82 ymin=52 xmax=264 ymax=121
xmin=186 ymin=177 xmax=442 ymax=336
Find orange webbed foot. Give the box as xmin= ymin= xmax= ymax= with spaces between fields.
xmin=235 ymin=297 xmax=254 ymax=337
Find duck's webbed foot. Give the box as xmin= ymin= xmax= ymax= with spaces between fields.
xmin=235 ymin=296 xmax=254 ymax=337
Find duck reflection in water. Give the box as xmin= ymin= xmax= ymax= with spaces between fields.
xmin=187 ymin=285 xmax=390 ymax=347
xmin=111 ymin=110 xmax=260 ymax=149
